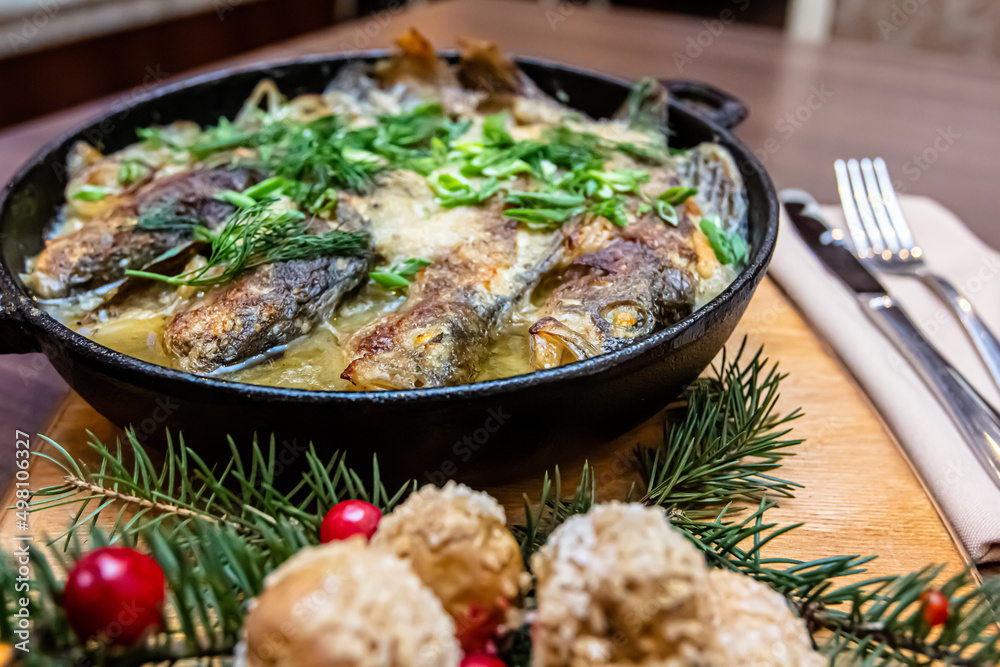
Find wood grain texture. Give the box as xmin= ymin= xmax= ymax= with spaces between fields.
xmin=0 ymin=279 xmax=969 ymax=586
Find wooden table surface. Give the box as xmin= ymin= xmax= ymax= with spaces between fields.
xmin=1 ymin=0 xmax=994 ymax=584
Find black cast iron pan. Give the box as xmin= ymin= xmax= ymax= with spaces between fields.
xmin=0 ymin=52 xmax=778 ymax=481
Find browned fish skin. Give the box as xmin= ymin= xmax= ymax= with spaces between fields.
xmin=163 ymin=254 xmax=370 ymax=373
xmin=529 ymin=218 xmax=696 ymax=369
xmin=163 ymin=198 xmax=371 ymax=374
xmin=341 ymin=208 xmax=562 ymax=390
xmin=341 ymin=215 xmax=516 ymax=390
xmin=30 ymin=167 xmax=257 ymax=298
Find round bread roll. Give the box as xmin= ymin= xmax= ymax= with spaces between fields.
xmin=704 ymin=568 xmax=824 ymax=667
xmin=531 ymin=502 xmax=711 ymax=666
xmin=243 ymin=537 xmax=460 ymax=667
xmin=371 ymin=481 xmax=524 ymax=648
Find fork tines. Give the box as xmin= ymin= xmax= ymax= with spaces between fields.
xmin=834 ymin=157 xmax=920 ymax=261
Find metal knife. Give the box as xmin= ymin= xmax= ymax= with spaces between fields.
xmin=781 ymin=188 xmax=1000 ymax=492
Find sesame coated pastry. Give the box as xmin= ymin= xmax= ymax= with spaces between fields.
xmin=704 ymin=568 xmax=825 ymax=667
xmin=371 ymin=481 xmax=525 ymax=651
xmin=242 ymin=537 xmax=460 ymax=667
xmin=531 ymin=502 xmax=712 ymax=666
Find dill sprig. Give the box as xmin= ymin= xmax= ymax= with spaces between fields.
xmin=260 ymin=115 xmax=382 ymax=201
xmin=126 ymin=201 xmax=369 ymax=287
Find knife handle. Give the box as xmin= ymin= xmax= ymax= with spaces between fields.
xmin=861 ymin=293 xmax=1000 ymax=491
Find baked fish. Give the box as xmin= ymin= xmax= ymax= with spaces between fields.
xmin=162 ymin=198 xmax=372 ymax=374
xmin=529 ymin=143 xmax=747 ymax=369
xmin=341 ymin=173 xmax=565 ymax=389
xmin=28 ymin=167 xmax=258 ymax=298
xmin=529 ymin=217 xmax=697 ymax=369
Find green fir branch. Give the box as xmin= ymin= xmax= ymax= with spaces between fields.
xmin=637 ymin=339 xmax=803 ymax=514
xmin=32 ymin=431 xmax=413 ymax=548
xmin=509 ymin=341 xmax=1000 ymax=665
xmin=7 ymin=339 xmax=1000 ymax=666
xmin=511 ymin=464 xmax=596 ymax=568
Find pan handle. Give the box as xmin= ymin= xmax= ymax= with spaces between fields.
xmin=661 ymin=79 xmax=749 ymax=130
xmin=0 ymin=293 xmax=40 ymax=354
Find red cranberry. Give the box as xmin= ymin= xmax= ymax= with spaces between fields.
xmin=63 ymin=546 xmax=165 ymax=646
xmin=320 ymin=499 xmax=382 ymax=543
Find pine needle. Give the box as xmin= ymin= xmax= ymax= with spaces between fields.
xmin=8 ymin=339 xmax=999 ymax=666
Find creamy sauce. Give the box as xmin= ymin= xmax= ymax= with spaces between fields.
xmin=53 ymin=281 xmax=538 ymax=391
xmin=47 ymin=260 xmax=730 ymax=391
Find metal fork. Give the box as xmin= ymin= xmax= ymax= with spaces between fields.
xmin=835 ymin=157 xmax=1000 ymax=393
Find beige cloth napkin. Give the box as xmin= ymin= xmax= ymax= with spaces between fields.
xmin=770 ymin=195 xmax=1000 ymax=564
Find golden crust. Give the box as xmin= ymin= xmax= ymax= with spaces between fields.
xmin=243 ymin=538 xmax=460 ymax=667
xmin=371 ymin=482 xmax=524 ymax=638
xmin=704 ymin=569 xmax=824 ymax=667
xmin=531 ymin=502 xmax=711 ymax=666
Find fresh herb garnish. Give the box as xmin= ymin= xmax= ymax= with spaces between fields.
xmin=370 ymin=257 xmax=432 ymax=290
xmin=357 ymin=104 xmax=471 ymax=175
xmin=259 ymin=115 xmax=383 ymax=203
xmin=136 ymin=203 xmax=203 ymax=231
xmin=700 ymin=217 xmax=747 ymax=266
xmin=482 ymin=112 xmax=516 ymax=147
xmin=424 ymin=112 xmax=669 ymax=227
xmin=127 ymin=202 xmax=369 ymax=287
xmin=189 ymin=117 xmax=259 ymax=159
xmin=240 ymin=175 xmax=298 ymax=201
xmin=117 ymin=160 xmax=149 ymax=186
xmin=652 ymin=186 xmax=697 ymax=226
xmin=136 ymin=126 xmax=182 ymax=149
xmin=502 ymin=166 xmax=648 ymax=229
xmin=588 ymin=196 xmax=630 ymax=227
xmin=659 ymin=186 xmax=697 ymax=207
xmin=72 ymin=184 xmax=114 ymax=201
xmin=214 ymin=190 xmax=257 ymax=209
xmin=430 ymin=173 xmax=501 ymax=208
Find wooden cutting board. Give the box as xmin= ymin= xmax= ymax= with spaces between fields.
xmin=0 ymin=278 xmax=972 ymax=583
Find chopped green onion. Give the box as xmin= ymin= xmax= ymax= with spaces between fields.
xmin=504 ymin=207 xmax=580 ymax=228
xmin=72 ymin=185 xmax=115 ymax=201
xmin=241 ymin=176 xmax=297 ymax=201
xmin=700 ymin=218 xmax=748 ymax=266
xmin=215 ymin=190 xmax=257 ymax=209
xmin=482 ymin=113 xmax=515 ymax=147
xmin=505 ymin=191 xmax=586 ymax=208
xmin=659 ymin=186 xmax=698 ymax=207
xmin=117 ymin=161 xmax=148 ymax=186
xmin=589 ymin=197 xmax=629 ymax=227
xmin=136 ymin=126 xmax=183 ymax=149
xmin=370 ymin=257 xmax=432 ymax=291
xmin=429 ymin=173 xmax=500 ymax=208
xmin=370 ymin=272 xmax=412 ymax=290
xmin=655 ymin=200 xmax=679 ymax=225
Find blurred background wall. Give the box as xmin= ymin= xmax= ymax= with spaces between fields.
xmin=0 ymin=0 xmax=996 ymax=129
